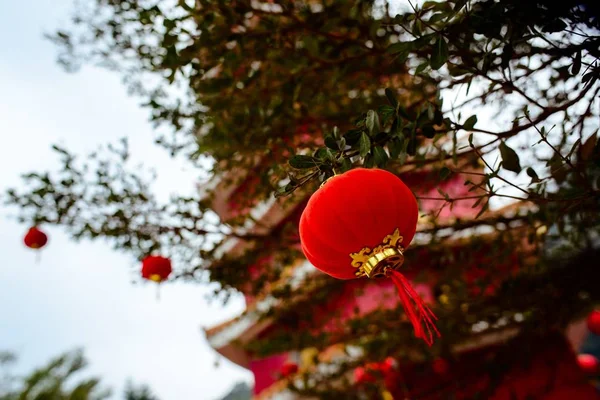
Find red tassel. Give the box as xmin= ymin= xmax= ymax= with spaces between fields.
xmin=388 ymin=269 xmax=440 ymax=346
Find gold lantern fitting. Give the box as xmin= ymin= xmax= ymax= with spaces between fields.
xmin=350 ymin=228 xmax=405 ymax=278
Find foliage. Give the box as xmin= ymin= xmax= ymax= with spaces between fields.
xmin=0 ymin=350 xmax=159 ymax=400
xmin=5 ymin=0 xmax=600 ymax=397
xmin=0 ymin=350 xmax=110 ymax=400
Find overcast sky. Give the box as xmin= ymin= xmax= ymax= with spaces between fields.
xmin=0 ymin=1 xmax=252 ymax=399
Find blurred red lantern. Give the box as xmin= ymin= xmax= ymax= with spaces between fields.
xmin=577 ymin=354 xmax=599 ymax=375
xmin=141 ymin=256 xmax=172 ymax=283
xmin=299 ymin=168 xmax=439 ymax=345
xmin=432 ymin=358 xmax=449 ymax=375
xmin=354 ymin=358 xmax=397 ymax=385
xmin=23 ymin=227 xmax=48 ymax=250
xmin=587 ymin=310 xmax=600 ymax=335
xmin=280 ymin=362 xmax=298 ymax=377
xmin=354 ymin=366 xmax=377 ymax=385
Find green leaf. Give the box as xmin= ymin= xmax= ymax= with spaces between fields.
xmin=314 ymin=148 xmax=334 ymax=162
xmin=579 ymin=133 xmax=597 ymax=161
xmin=387 ymin=41 xmax=410 ymax=55
xmin=289 ymin=155 xmax=318 ymax=169
xmin=364 ymin=154 xmax=375 ymax=168
xmin=378 ymin=105 xmax=395 ymax=124
xmin=384 ymin=88 xmax=398 ymax=108
xmin=415 ymin=61 xmax=429 ymax=75
xmin=582 ymin=72 xmax=594 ymax=84
xmin=430 ymin=37 xmax=448 ymax=70
xmin=468 ymin=133 xmax=474 ymax=147
xmin=440 ymin=166 xmax=452 ymax=180
xmin=344 ymin=129 xmax=362 ymax=146
xmin=339 ymin=158 xmax=353 ymax=173
xmin=571 ymin=50 xmax=581 ymax=76
xmin=365 ymin=110 xmax=380 ymax=135
xmin=275 ymin=183 xmax=295 ymax=197
xmin=526 ymin=167 xmax=540 ymax=183
xmin=463 ymin=115 xmax=477 ymax=130
xmin=542 ymin=19 xmax=567 ymax=33
xmin=373 ymin=146 xmax=389 ymax=167
xmin=567 ymin=138 xmax=581 ymax=160
xmin=422 ymin=125 xmax=436 ymax=139
xmin=359 ymin=132 xmax=371 ymax=158
xmin=332 ymin=126 xmax=340 ymax=139
xmin=389 ymin=136 xmax=404 ymax=159
xmin=324 ymin=135 xmax=338 ymax=150
xmin=499 ymin=141 xmax=522 ymax=173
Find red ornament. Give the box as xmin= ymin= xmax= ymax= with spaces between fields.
xmin=280 ymin=362 xmax=299 ymax=377
xmin=299 ymin=168 xmax=439 ymax=345
xmin=354 ymin=366 xmax=376 ymax=385
xmin=141 ymin=256 xmax=172 ymax=283
xmin=577 ymin=354 xmax=599 ymax=375
xmin=587 ymin=310 xmax=600 ymax=335
xmin=354 ymin=358 xmax=397 ymax=385
xmin=432 ymin=358 xmax=449 ymax=375
xmin=23 ymin=227 xmax=48 ymax=250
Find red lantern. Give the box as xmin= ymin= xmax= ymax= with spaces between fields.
xmin=432 ymin=358 xmax=449 ymax=375
xmin=141 ymin=256 xmax=172 ymax=283
xmin=280 ymin=362 xmax=299 ymax=377
xmin=354 ymin=358 xmax=397 ymax=385
xmin=23 ymin=227 xmax=48 ymax=250
xmin=577 ymin=354 xmax=599 ymax=375
xmin=354 ymin=366 xmax=377 ymax=385
xmin=587 ymin=310 xmax=600 ymax=335
xmin=299 ymin=168 xmax=439 ymax=345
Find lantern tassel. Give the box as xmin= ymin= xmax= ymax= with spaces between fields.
xmin=388 ymin=269 xmax=440 ymax=346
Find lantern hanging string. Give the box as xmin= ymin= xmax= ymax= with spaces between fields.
xmin=387 ymin=269 xmax=440 ymax=346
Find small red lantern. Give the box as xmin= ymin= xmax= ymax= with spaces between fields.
xmin=354 ymin=366 xmax=376 ymax=385
xmin=141 ymin=256 xmax=172 ymax=283
xmin=23 ymin=227 xmax=48 ymax=250
xmin=432 ymin=358 xmax=449 ymax=375
xmin=354 ymin=358 xmax=397 ymax=385
xmin=587 ymin=310 xmax=600 ymax=335
xmin=577 ymin=354 xmax=599 ymax=375
xmin=280 ymin=362 xmax=299 ymax=378
xmin=299 ymin=168 xmax=439 ymax=345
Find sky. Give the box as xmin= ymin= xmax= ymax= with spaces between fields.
xmin=0 ymin=1 xmax=253 ymax=399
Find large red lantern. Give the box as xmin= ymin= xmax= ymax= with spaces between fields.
xmin=587 ymin=310 xmax=600 ymax=335
xmin=299 ymin=168 xmax=439 ymax=345
xmin=141 ymin=255 xmax=172 ymax=283
xmin=23 ymin=227 xmax=48 ymax=250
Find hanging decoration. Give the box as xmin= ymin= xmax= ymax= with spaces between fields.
xmin=432 ymin=358 xmax=450 ymax=375
xmin=141 ymin=255 xmax=172 ymax=283
xmin=587 ymin=310 xmax=600 ymax=335
xmin=280 ymin=362 xmax=299 ymax=378
xmin=577 ymin=354 xmax=599 ymax=375
xmin=299 ymin=168 xmax=439 ymax=345
xmin=23 ymin=226 xmax=48 ymax=250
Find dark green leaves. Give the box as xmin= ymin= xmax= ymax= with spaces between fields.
xmin=526 ymin=167 xmax=540 ymax=183
xmin=359 ymin=132 xmax=371 ymax=157
xmin=324 ymin=135 xmax=338 ymax=150
xmin=430 ymin=37 xmax=449 ymax=70
xmin=440 ymin=166 xmax=452 ymax=180
xmin=373 ymin=146 xmax=389 ymax=167
xmin=385 ymin=88 xmax=398 ymax=108
xmin=365 ymin=110 xmax=380 ymax=135
xmin=499 ymin=141 xmax=522 ymax=173
xmin=463 ymin=115 xmax=477 ymax=130
xmin=571 ymin=50 xmax=581 ymax=76
xmin=289 ymin=155 xmax=318 ymax=169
